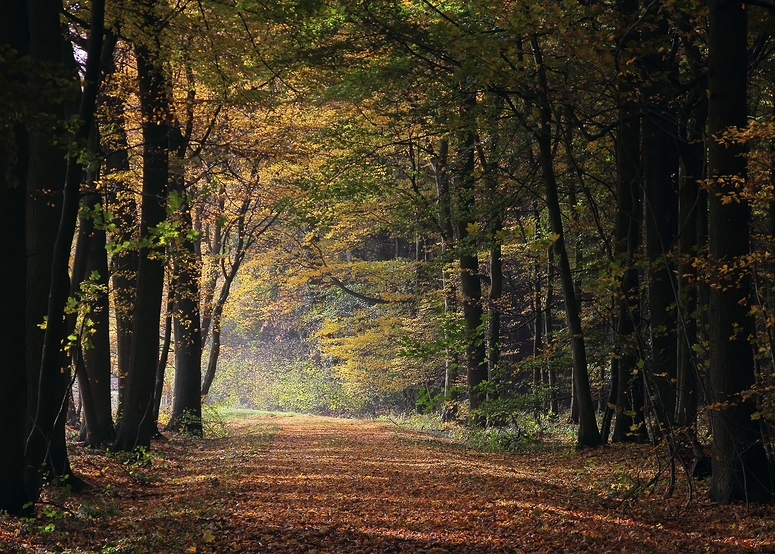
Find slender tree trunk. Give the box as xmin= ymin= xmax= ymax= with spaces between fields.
xmin=106 ymin=162 xmax=137 ymax=419
xmin=113 ymin=0 xmax=170 ymax=451
xmin=532 ymin=36 xmax=601 ymax=447
xmin=432 ymin=138 xmax=459 ymax=419
xmin=455 ymin=95 xmax=487 ymax=415
xmin=152 ymin=287 xmax=173 ymax=432
xmin=675 ymin=100 xmax=706 ymax=432
xmin=612 ymin=0 xmax=648 ymax=443
xmin=74 ymin=189 xmax=115 ymax=447
xmin=642 ymin=11 xmax=679 ymax=430
xmin=167 ymin=138 xmax=203 ymax=434
xmin=707 ymin=0 xmax=772 ymax=503
xmin=532 ymin=205 xmax=546 ymax=411
xmin=566 ymin=173 xmax=583 ymax=424
xmin=100 ymin=35 xmax=137 ymax=420
xmin=201 ymin=271 xmax=237 ymax=397
xmin=487 ymin=198 xmax=502 ymax=388
xmin=546 ymin=248 xmax=558 ymax=414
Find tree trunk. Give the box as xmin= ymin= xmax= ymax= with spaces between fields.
xmin=24 ymin=0 xmax=69 ymax=472
xmin=0 ymin=0 xmax=31 ymax=515
xmin=106 ymin=167 xmax=137 ymax=419
xmin=167 ymin=131 xmax=203 ymax=434
xmin=432 ymin=138 xmax=459 ymax=420
xmin=642 ymin=11 xmax=679 ymax=431
xmin=113 ymin=0 xmax=171 ymax=451
xmin=612 ymin=0 xmax=648 ymax=443
xmin=546 ymin=248 xmax=558 ymax=415
xmin=675 ymin=99 xmax=706 ymax=432
xmin=152 ymin=287 xmax=173 ymax=433
xmin=454 ymin=95 xmax=487 ymax=415
xmin=79 ymin=190 xmax=116 ymax=446
xmin=201 ymin=271 xmax=236 ymax=397
xmin=707 ymin=0 xmax=772 ymax=503
xmin=533 ymin=212 xmax=544 ymax=405
xmin=25 ymin=0 xmax=104 ymax=498
xmin=532 ymin=36 xmax=601 ymax=448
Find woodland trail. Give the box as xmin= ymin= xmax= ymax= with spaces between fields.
xmin=2 ymin=413 xmax=774 ymax=553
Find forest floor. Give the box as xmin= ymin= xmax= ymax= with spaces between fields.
xmin=1 ymin=412 xmax=774 ymax=553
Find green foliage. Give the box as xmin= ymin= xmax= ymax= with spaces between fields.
xmin=113 ymin=447 xmax=167 ymax=486
xmin=416 ymin=385 xmax=445 ymax=414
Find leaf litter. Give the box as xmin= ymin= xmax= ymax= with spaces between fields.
xmin=1 ymin=413 xmax=773 ymax=553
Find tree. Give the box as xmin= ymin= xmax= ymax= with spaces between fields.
xmin=23 ymin=0 xmax=73 ymax=493
xmin=25 ymin=0 xmax=104 ymax=498
xmin=706 ymin=0 xmax=772 ymax=503
xmin=0 ymin=0 xmax=31 ymax=515
xmin=532 ymin=35 xmax=602 ymax=448
xmin=611 ymin=0 xmax=647 ymax=444
xmin=113 ymin=0 xmax=172 ymax=451
xmin=166 ymin=123 xmax=203 ymax=435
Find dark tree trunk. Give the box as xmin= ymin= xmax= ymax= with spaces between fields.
xmin=167 ymin=116 xmax=202 ymax=436
xmin=432 ymin=138 xmax=460 ymax=419
xmin=113 ymin=0 xmax=170 ymax=451
xmin=533 ymin=36 xmax=601 ymax=448
xmin=675 ymin=98 xmax=706 ymax=432
xmin=707 ymin=0 xmax=773 ymax=503
xmin=107 ymin=172 xmax=137 ymax=419
xmin=100 ymin=35 xmax=137 ymax=420
xmin=77 ymin=190 xmax=115 ymax=447
xmin=641 ymin=11 xmax=679 ymax=431
xmin=201 ymin=271 xmax=237 ymax=397
xmin=25 ymin=0 xmax=104 ymax=498
xmin=152 ymin=287 xmax=173 ymax=432
xmin=532 ymin=205 xmax=546 ymax=411
xmin=486 ymin=194 xmax=502 ymax=389
xmin=546 ymin=248 xmax=558 ymax=414
xmin=0 ymin=0 xmax=31 ymax=515
xmin=612 ymin=0 xmax=648 ymax=443
xmin=166 ymin=123 xmax=203 ymax=435
xmin=566 ymin=179 xmax=582 ymax=426
xmin=24 ymin=0 xmax=69 ymax=465
xmin=455 ymin=95 xmax=487 ymax=415
xmin=0 ymin=123 xmax=30 ymax=515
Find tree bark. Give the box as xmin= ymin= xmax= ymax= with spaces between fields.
xmin=24 ymin=0 xmax=69 ymax=472
xmin=455 ymin=94 xmax=487 ymax=415
xmin=167 ymin=124 xmax=203 ymax=435
xmin=532 ymin=36 xmax=601 ymax=448
xmin=77 ymin=190 xmax=115 ymax=447
xmin=546 ymin=248 xmax=558 ymax=415
xmin=707 ymin=0 xmax=772 ymax=503
xmin=201 ymin=269 xmax=237 ymax=397
xmin=113 ymin=0 xmax=171 ymax=450
xmin=675 ymin=98 xmax=706 ymax=432
xmin=152 ymin=287 xmax=173 ymax=432
xmin=25 ymin=0 xmax=104 ymax=498
xmin=0 ymin=0 xmax=31 ymax=515
xmin=612 ymin=0 xmax=648 ymax=443
xmin=641 ymin=9 xmax=679 ymax=431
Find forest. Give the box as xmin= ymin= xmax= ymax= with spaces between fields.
xmin=2 ymin=0 xmax=775 ymax=549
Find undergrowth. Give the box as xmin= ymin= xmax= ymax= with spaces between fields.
xmin=384 ymin=410 xmax=579 ymax=454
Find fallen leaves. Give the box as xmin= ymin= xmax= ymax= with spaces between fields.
xmin=0 ymin=413 xmax=773 ymax=553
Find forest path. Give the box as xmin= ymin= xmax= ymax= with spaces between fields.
xmin=164 ymin=413 xmax=765 ymax=553
xmin=2 ymin=413 xmax=772 ymax=553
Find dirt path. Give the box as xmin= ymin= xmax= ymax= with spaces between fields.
xmin=2 ymin=414 xmax=773 ymax=553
